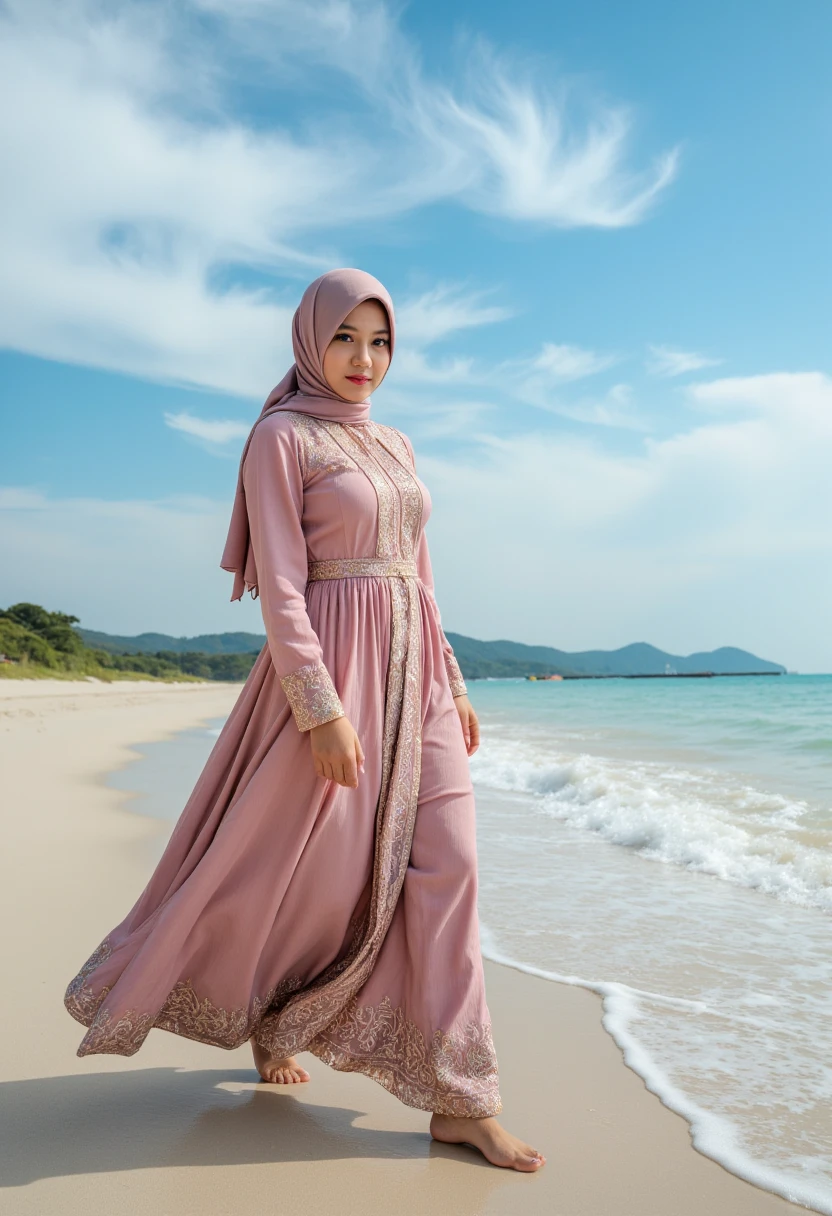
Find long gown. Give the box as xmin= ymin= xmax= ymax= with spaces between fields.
xmin=65 ymin=410 xmax=502 ymax=1118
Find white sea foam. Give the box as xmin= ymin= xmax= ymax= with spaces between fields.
xmin=471 ymin=737 xmax=832 ymax=911
xmin=480 ymin=927 xmax=832 ymax=1216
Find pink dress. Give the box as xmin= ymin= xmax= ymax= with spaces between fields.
xmin=65 ymin=410 xmax=501 ymax=1118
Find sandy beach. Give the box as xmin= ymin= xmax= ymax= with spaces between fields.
xmin=0 ymin=679 xmax=811 ymax=1215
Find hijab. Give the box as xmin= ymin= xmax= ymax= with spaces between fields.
xmin=220 ymin=267 xmax=396 ymax=601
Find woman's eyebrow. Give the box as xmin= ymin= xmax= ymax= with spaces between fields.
xmin=337 ymin=323 xmax=391 ymax=334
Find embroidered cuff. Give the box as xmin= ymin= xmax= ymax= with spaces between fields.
xmin=280 ymin=661 xmax=345 ymax=732
xmin=445 ymin=653 xmax=467 ymax=698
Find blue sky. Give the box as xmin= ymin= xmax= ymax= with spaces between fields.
xmin=2 ymin=0 xmax=831 ymax=671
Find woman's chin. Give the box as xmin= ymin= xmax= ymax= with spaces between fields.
xmin=337 ymin=383 xmax=372 ymax=402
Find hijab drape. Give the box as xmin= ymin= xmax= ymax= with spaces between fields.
xmin=220 ymin=267 xmax=396 ymax=601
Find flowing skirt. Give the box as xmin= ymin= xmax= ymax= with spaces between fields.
xmin=65 ymin=574 xmax=501 ymax=1117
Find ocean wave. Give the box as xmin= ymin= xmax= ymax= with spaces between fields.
xmin=471 ymin=739 xmax=832 ymax=911
xmin=479 ymin=928 xmax=832 ymax=1216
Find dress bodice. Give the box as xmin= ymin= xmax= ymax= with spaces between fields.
xmin=282 ymin=412 xmax=431 ymax=565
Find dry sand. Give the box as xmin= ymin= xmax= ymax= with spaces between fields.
xmin=0 ymin=679 xmax=810 ymax=1215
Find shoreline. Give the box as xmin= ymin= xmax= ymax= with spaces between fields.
xmin=0 ymin=679 xmax=813 ymax=1215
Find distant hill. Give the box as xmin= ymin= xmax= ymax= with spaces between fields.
xmin=0 ymin=603 xmax=259 ymax=683
xmin=78 ymin=628 xmax=265 ymax=656
xmin=443 ymin=635 xmax=785 ymax=679
xmin=75 ymin=625 xmax=784 ymax=679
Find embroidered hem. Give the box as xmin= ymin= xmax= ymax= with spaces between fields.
xmin=65 ymin=938 xmax=305 ymax=1057
xmin=307 ymin=995 xmax=502 ymax=1118
xmin=65 ymin=946 xmax=501 ymax=1116
xmin=280 ymin=660 xmax=345 ymax=732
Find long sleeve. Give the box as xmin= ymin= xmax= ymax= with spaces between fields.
xmin=415 ymin=529 xmax=468 ymax=698
xmin=243 ymin=416 xmax=345 ymax=731
xmin=399 ymin=432 xmax=468 ymax=698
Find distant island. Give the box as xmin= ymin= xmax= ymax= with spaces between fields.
xmin=442 ymin=635 xmax=786 ymax=680
xmin=0 ymin=603 xmax=785 ymax=683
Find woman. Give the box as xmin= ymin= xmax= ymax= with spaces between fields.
xmin=65 ymin=268 xmax=545 ymax=1173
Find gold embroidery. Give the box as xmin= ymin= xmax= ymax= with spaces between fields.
xmin=366 ymin=422 xmax=424 ymax=561
xmin=285 ymin=411 xmax=357 ymax=480
xmin=308 ymin=558 xmax=417 ymax=581
xmin=316 ymin=421 xmax=400 ymax=559
xmin=65 ymin=943 xmax=499 ymax=1113
xmin=280 ymin=660 xmax=345 ymax=732
xmin=444 ymin=653 xmax=468 ymax=698
xmin=64 ymin=938 xmax=113 ymax=1026
xmin=308 ymin=996 xmax=502 ymax=1118
xmin=366 ymin=421 xmax=412 ymax=469
xmin=66 ymin=947 xmax=305 ymax=1056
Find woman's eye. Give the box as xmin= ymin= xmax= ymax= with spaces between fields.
xmin=373 ymin=338 xmax=389 ymax=347
xmin=334 ymin=333 xmax=352 ymax=342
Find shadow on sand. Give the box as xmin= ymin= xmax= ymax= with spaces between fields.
xmin=0 ymin=1067 xmax=495 ymax=1188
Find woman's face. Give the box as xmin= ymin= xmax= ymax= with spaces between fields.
xmin=322 ymin=298 xmax=391 ymax=402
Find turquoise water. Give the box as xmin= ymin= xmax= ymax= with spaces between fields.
xmin=467 ymin=674 xmax=832 ymax=1213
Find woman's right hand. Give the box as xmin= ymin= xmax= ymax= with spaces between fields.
xmin=309 ymin=716 xmax=364 ymax=788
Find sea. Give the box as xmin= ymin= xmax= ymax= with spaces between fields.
xmin=109 ymin=673 xmax=832 ymax=1213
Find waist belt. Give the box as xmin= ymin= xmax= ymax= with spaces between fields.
xmin=307 ymin=558 xmax=418 ymax=581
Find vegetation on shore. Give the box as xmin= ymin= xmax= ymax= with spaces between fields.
xmin=0 ymin=604 xmax=257 ymax=683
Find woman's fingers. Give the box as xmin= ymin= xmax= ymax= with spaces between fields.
xmin=312 ymin=752 xmax=361 ymax=788
xmin=309 ymin=720 xmax=365 ymax=788
xmin=468 ymin=713 xmax=480 ymax=755
xmin=343 ymin=755 xmax=358 ymax=788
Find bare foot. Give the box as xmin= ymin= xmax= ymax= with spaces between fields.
xmin=251 ymin=1038 xmax=310 ymax=1084
xmin=430 ymin=1113 xmax=545 ymax=1172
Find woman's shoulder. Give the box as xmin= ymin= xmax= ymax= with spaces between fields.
xmin=248 ymin=409 xmax=305 ymax=452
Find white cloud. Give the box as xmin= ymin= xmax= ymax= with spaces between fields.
xmin=0 ymin=488 xmax=50 ymax=510
xmin=0 ymin=0 xmax=678 ymax=396
xmin=490 ymin=341 xmax=631 ymax=423
xmin=395 ymin=284 xmax=512 ymax=347
xmin=526 ymin=342 xmax=619 ymax=382
xmin=164 ymin=411 xmax=252 ymax=446
xmin=418 ymin=371 xmax=832 ymax=673
xmin=6 ymin=372 xmax=829 ymax=670
xmin=419 ymin=44 xmax=680 ymax=228
xmin=532 ymin=382 xmax=648 ymax=430
xmin=689 ymin=371 xmax=832 ymax=422
xmin=0 ymin=486 xmax=263 ymax=636
xmin=646 ymin=344 xmax=723 ymax=377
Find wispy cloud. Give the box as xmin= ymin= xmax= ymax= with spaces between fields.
xmin=526 ymin=342 xmax=619 ymax=382
xmin=416 ymin=369 xmax=832 ymax=669
xmin=164 ymin=411 xmax=251 ymax=446
xmin=416 ymin=43 xmax=680 ymax=229
xmin=688 ymin=371 xmax=832 ymax=424
xmin=0 ymin=0 xmax=679 ymax=396
xmin=646 ymin=344 xmax=723 ymax=377
xmin=5 ymin=373 xmax=831 ymax=668
xmin=395 ymin=284 xmax=512 ymax=347
xmin=0 ymin=488 xmax=50 ymax=510
xmin=0 ymin=483 xmax=250 ymax=633
xmin=535 ymin=383 xmax=648 ymax=430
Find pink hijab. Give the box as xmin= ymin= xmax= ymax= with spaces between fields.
xmin=220 ymin=267 xmax=396 ymax=601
